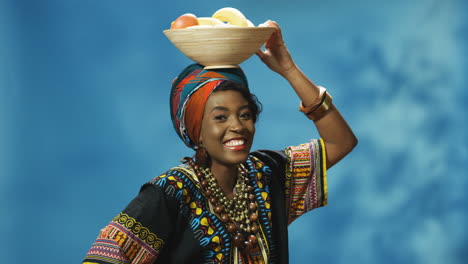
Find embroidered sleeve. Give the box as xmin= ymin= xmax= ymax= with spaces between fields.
xmin=284 ymin=138 xmax=328 ymax=224
xmin=83 ymin=177 xmax=178 ymax=264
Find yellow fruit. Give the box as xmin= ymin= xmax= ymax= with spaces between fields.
xmin=212 ymin=7 xmax=248 ymax=27
xmin=197 ymin=17 xmax=224 ymax=26
xmin=246 ymin=19 xmax=255 ymax=27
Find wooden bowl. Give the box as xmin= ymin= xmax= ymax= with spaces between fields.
xmin=163 ymin=27 xmax=276 ymax=69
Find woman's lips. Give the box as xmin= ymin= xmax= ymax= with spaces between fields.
xmin=224 ymin=139 xmax=247 ymax=151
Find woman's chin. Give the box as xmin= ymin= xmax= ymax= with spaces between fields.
xmin=212 ymin=152 xmax=251 ymax=168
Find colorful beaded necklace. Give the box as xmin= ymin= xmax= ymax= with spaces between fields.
xmin=182 ymin=157 xmax=260 ymax=253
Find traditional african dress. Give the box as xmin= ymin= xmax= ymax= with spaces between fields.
xmin=82 ymin=139 xmax=327 ymax=264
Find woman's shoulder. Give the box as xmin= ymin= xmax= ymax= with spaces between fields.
xmin=250 ymin=149 xmax=288 ymax=170
xmin=142 ymin=164 xmax=201 ymax=199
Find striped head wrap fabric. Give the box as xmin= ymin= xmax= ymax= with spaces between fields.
xmin=170 ymin=63 xmax=249 ymax=149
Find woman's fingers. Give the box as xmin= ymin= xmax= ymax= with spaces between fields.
xmin=260 ymin=20 xmax=286 ymax=52
xmin=255 ymin=48 xmax=269 ymax=62
xmin=256 ymin=20 xmax=293 ymax=73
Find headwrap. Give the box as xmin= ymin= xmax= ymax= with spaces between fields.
xmin=170 ymin=63 xmax=249 ymax=149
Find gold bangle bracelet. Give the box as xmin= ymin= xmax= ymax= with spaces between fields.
xmin=298 ymin=86 xmax=327 ymax=114
xmin=306 ymin=91 xmax=333 ymax=121
xmin=298 ymin=86 xmax=333 ymax=121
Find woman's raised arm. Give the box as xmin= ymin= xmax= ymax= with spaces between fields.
xmin=256 ymin=20 xmax=357 ymax=169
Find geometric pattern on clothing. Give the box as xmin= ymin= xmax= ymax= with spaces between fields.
xmin=112 ymin=213 xmax=165 ymax=251
xmin=83 ymin=213 xmax=160 ymax=264
xmin=154 ymin=160 xmax=274 ymax=264
xmin=284 ymin=139 xmax=327 ymax=224
xmin=151 ymin=167 xmax=232 ymax=263
xmin=83 ymin=140 xmax=326 ymax=263
xmin=247 ymin=156 xmax=274 ymax=247
xmin=230 ymin=156 xmax=274 ymax=264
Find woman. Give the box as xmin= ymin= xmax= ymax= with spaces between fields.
xmin=83 ymin=21 xmax=357 ymax=264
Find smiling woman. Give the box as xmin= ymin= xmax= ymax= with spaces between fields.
xmin=82 ymin=21 xmax=357 ymax=264
xmin=199 ymin=90 xmax=255 ymax=166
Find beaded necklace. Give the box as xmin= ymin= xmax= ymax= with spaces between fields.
xmin=182 ymin=157 xmax=260 ymax=253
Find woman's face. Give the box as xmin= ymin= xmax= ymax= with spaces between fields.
xmin=199 ymin=90 xmax=255 ymax=168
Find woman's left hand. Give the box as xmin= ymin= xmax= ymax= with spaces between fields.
xmin=257 ymin=22 xmax=358 ymax=170
xmin=256 ymin=20 xmax=297 ymax=78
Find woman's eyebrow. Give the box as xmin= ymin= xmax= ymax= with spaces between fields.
xmin=210 ymin=106 xmax=229 ymax=112
xmin=210 ymin=104 xmax=250 ymax=113
xmin=238 ymin=104 xmax=250 ymax=110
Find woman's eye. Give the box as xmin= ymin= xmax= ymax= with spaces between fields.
xmin=240 ymin=112 xmax=252 ymax=119
xmin=214 ymin=115 xmax=227 ymax=121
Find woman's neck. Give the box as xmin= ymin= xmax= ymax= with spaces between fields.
xmin=210 ymin=163 xmax=238 ymax=199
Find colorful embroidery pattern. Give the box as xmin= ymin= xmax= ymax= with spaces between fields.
xmin=247 ymin=157 xmax=274 ymax=245
xmin=113 ymin=213 xmax=165 ymax=251
xmin=84 ymin=213 xmax=162 ymax=264
xmin=155 ymin=161 xmax=274 ymax=264
xmin=84 ymin=142 xmax=326 ymax=263
xmin=285 ymin=139 xmax=327 ymax=224
xmin=152 ymin=167 xmax=232 ymax=263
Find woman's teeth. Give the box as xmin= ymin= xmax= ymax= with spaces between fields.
xmin=224 ymin=139 xmax=244 ymax=146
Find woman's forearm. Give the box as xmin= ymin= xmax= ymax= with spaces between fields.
xmin=283 ymin=65 xmax=358 ymax=169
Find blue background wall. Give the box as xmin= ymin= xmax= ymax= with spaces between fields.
xmin=1 ymin=0 xmax=467 ymax=263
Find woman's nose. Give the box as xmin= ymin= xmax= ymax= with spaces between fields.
xmin=228 ymin=117 xmax=243 ymax=132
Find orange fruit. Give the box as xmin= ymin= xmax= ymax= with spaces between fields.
xmin=170 ymin=13 xmax=199 ymax=29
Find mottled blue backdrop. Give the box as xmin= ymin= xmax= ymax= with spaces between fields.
xmin=1 ymin=0 xmax=467 ymax=263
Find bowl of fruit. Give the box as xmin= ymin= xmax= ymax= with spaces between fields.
xmin=163 ymin=7 xmax=275 ymax=69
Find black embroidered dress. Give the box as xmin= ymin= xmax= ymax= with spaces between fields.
xmin=83 ymin=139 xmax=327 ymax=264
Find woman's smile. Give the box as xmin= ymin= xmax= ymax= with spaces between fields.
xmin=199 ymin=90 xmax=255 ymax=168
xmin=224 ymin=138 xmax=248 ymax=151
